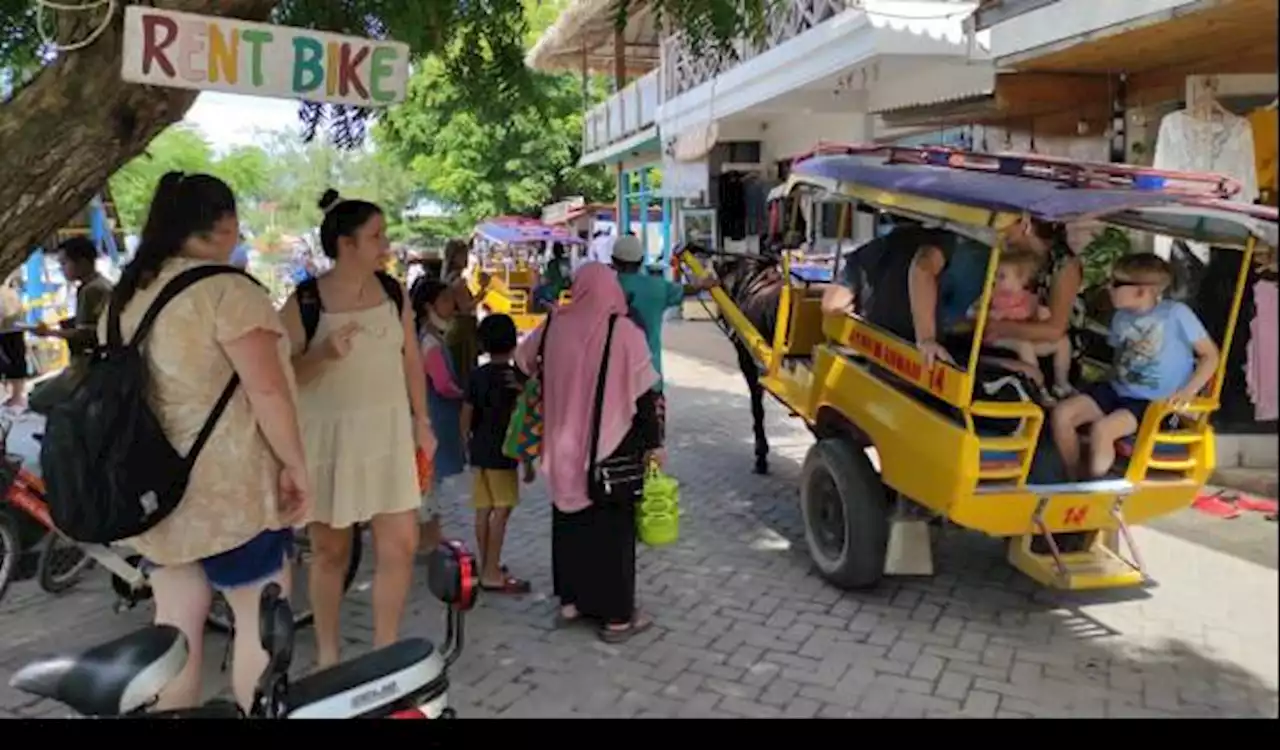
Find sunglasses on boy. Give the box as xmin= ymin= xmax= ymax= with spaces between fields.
xmin=1108 ymin=279 xmax=1150 ymax=289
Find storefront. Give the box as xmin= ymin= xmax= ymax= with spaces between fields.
xmin=875 ymin=0 xmax=1279 ymax=449
xmin=618 ymin=165 xmax=674 ymax=268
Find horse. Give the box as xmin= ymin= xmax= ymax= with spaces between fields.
xmin=687 ymin=244 xmax=788 ymax=475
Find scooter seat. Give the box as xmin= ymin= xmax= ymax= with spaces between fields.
xmin=9 ymin=625 xmax=187 ymax=716
xmin=286 ymin=638 xmax=444 ymax=719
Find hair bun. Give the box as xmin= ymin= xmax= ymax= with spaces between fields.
xmin=318 ymin=188 xmax=342 ymax=213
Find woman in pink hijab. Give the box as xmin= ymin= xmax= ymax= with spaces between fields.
xmin=516 ymin=262 xmax=660 ymax=642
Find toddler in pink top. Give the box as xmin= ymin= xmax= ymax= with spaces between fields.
xmin=969 ymin=248 xmax=1073 ymax=399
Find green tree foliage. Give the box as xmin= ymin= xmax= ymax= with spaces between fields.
xmin=246 ymin=130 xmax=418 ymax=236
xmin=108 ymin=126 xmax=273 ymax=231
xmin=108 ymin=124 xmax=418 ymax=238
xmin=0 ymin=1 xmax=765 ymax=274
xmin=376 ymin=57 xmax=614 ymax=227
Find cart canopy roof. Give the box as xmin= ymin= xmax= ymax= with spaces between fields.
xmin=474 ymin=217 xmax=586 ymax=246
xmin=783 ymin=147 xmax=1277 ymax=249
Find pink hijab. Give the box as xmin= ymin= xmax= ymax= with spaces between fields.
xmin=516 ymin=262 xmax=658 ymax=513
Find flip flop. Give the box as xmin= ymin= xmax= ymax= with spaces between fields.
xmin=1192 ymin=492 xmax=1242 ymax=519
xmin=1234 ymin=494 xmax=1279 ymax=514
xmin=480 ymin=575 xmax=531 ymax=595
xmin=598 ymin=614 xmax=654 ymax=644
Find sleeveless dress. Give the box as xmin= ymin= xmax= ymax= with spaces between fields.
xmin=299 ymin=300 xmax=420 ymax=529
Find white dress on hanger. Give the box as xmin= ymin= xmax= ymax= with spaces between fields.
xmin=1152 ymin=109 xmax=1259 ymax=263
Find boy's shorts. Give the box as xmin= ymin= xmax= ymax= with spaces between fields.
xmin=472 ymin=468 xmax=520 ymax=510
xmin=1082 ymin=382 xmax=1150 ymax=424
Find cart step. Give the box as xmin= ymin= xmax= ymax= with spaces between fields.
xmin=1008 ymin=540 xmax=1146 ymax=590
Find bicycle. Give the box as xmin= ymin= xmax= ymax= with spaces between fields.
xmin=0 ymin=420 xmax=362 ymax=625
xmin=9 ymin=539 xmax=478 ymax=718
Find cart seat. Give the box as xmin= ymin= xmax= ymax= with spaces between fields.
xmin=285 ymin=638 xmax=444 ymax=718
xmin=9 ymin=625 xmax=187 ymax=716
xmin=1115 ymin=437 xmax=1192 ymax=460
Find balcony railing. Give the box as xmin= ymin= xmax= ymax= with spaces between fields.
xmin=661 ymin=0 xmax=854 ymax=100
xmin=582 ymin=69 xmax=661 ymax=155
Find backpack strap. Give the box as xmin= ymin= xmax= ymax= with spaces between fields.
xmin=375 ymin=270 xmax=405 ymax=319
xmin=130 ymin=265 xmax=261 ymax=347
xmin=113 ymin=264 xmax=262 ymax=468
xmin=297 ymin=276 xmax=323 ymax=352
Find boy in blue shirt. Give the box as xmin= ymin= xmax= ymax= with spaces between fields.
xmin=1051 ymin=254 xmax=1219 ymax=479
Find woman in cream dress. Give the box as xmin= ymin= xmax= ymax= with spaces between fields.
xmin=280 ymin=189 xmax=436 ymax=669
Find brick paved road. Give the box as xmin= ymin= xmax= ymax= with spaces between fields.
xmin=2 ymin=341 xmax=1276 ymax=718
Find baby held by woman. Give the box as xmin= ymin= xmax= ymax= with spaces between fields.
xmin=969 ymin=248 xmax=1073 ymax=399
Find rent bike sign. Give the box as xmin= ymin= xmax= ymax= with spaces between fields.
xmin=119 ymin=6 xmax=410 ymax=107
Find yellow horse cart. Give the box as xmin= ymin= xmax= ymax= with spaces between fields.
xmin=469 ymin=218 xmax=580 ymax=333
xmin=681 ymin=144 xmax=1276 ymax=592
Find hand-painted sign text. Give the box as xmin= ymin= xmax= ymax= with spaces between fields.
xmin=121 ymin=7 xmax=409 ymax=107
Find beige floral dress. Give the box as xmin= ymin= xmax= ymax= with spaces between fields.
xmin=98 ymin=258 xmax=293 ymax=566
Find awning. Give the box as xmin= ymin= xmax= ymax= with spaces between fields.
xmin=876 ymin=72 xmax=1115 ymax=136
xmin=474 ymin=218 xmax=587 ymax=246
xmin=1001 ymin=0 xmax=1277 ymax=103
xmin=525 ymin=0 xmax=660 ymax=75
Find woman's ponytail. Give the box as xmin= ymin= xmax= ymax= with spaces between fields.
xmin=112 ymin=171 xmax=237 ymax=311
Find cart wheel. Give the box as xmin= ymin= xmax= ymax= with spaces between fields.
xmin=800 ymin=438 xmax=889 ymax=590
xmin=205 ymin=526 xmax=363 ymax=634
xmin=37 ymin=533 xmax=94 ymax=594
xmin=0 ymin=513 xmax=19 ymax=605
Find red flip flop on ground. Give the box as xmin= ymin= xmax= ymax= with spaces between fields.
xmin=1192 ymin=492 xmax=1242 ymax=519
xmin=1234 ymin=494 xmax=1279 ymax=514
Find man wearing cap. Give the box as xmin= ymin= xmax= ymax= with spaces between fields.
xmin=611 ymin=235 xmax=716 ymax=443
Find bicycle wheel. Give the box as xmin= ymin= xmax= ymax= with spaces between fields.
xmin=205 ymin=526 xmax=363 ymax=634
xmin=0 ymin=513 xmax=19 ymax=604
xmin=37 ymin=533 xmax=94 ymax=594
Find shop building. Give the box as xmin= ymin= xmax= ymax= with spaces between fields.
xmin=872 ymin=0 xmax=1279 ymax=467
xmin=527 ymin=1 xmax=989 ymax=263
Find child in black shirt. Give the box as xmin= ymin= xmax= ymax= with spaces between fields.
xmin=461 ymin=314 xmax=532 ymax=594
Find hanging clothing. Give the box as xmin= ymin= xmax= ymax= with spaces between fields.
xmin=1247 ymin=107 xmax=1278 ymax=202
xmin=1153 ymin=109 xmax=1258 ymax=263
xmin=1247 ymin=279 xmax=1278 ymax=421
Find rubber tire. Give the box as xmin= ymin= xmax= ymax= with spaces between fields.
xmin=800 ymin=438 xmax=890 ymax=590
xmin=36 ymin=533 xmax=94 ymax=594
xmin=204 ymin=527 xmax=363 ymax=634
xmin=0 ymin=513 xmax=19 ymax=605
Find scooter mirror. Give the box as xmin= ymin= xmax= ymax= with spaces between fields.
xmin=426 ymin=539 xmax=478 ymax=612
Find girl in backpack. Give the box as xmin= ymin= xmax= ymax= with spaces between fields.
xmin=280 ymin=189 xmax=436 ymax=671
xmin=411 ymin=280 xmax=466 ymax=553
xmin=98 ymin=172 xmax=312 ymax=712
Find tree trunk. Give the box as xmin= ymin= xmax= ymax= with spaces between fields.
xmin=0 ymin=0 xmax=278 ymax=276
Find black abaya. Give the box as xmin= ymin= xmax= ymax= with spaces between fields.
xmin=551 ymin=390 xmax=660 ymax=625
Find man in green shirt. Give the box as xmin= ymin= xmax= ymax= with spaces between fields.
xmin=610 ymin=235 xmax=715 ymax=443
xmin=28 ymin=237 xmax=113 ymax=414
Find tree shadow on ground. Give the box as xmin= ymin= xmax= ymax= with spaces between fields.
xmin=662 ymin=378 xmax=1278 ymax=718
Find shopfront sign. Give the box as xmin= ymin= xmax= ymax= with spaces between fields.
xmin=121 ymin=6 xmax=410 ymax=107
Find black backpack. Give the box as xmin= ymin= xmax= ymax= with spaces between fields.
xmin=297 ymin=270 xmax=404 ymax=351
xmin=41 ymin=265 xmax=259 ymax=544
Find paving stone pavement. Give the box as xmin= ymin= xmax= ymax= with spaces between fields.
xmin=1 ymin=349 xmax=1277 ymax=719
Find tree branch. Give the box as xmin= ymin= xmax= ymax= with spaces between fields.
xmin=0 ymin=0 xmax=276 ymax=275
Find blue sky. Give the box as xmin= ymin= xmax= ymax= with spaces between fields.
xmin=182 ymin=91 xmax=300 ymax=151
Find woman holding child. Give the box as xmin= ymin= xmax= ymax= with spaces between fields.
xmin=901 ymin=216 xmax=1082 ymax=391
xmin=518 ymin=263 xmax=662 ymax=642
